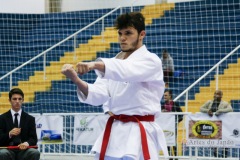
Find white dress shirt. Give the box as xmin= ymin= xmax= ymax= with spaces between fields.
xmin=11 ymin=109 xmax=22 ymax=127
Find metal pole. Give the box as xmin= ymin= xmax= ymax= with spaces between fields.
xmin=215 ymin=66 xmax=219 ymax=90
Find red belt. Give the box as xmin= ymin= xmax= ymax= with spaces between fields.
xmin=100 ymin=114 xmax=154 ymax=160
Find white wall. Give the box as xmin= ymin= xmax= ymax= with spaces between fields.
xmin=0 ymin=0 xmax=45 ymax=14
xmin=0 ymin=0 xmax=199 ymax=14
xmin=61 ymin=0 xmax=199 ymax=12
xmin=168 ymin=0 xmax=199 ymax=2
xmin=61 ymin=0 xmax=154 ymax=12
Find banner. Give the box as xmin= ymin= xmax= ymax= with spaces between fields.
xmin=186 ymin=113 xmax=240 ymax=148
xmin=73 ymin=114 xmax=108 ymax=145
xmin=73 ymin=113 xmax=176 ymax=146
xmin=156 ymin=113 xmax=176 ymax=146
xmin=34 ymin=115 xmax=63 ymax=144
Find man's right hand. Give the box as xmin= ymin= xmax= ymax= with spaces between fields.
xmin=208 ymin=110 xmax=213 ymax=117
xmin=9 ymin=128 xmax=21 ymax=137
xmin=76 ymin=62 xmax=95 ymax=75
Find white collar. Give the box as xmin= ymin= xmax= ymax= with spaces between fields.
xmin=11 ymin=109 xmax=22 ymax=117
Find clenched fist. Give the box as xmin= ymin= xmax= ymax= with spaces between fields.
xmin=61 ymin=64 xmax=78 ymax=79
xmin=76 ymin=62 xmax=95 ymax=75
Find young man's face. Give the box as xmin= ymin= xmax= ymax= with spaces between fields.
xmin=9 ymin=94 xmax=24 ymax=112
xmin=162 ymin=52 xmax=168 ymax=59
xmin=164 ymin=92 xmax=171 ymax=102
xmin=118 ymin=27 xmax=145 ymax=53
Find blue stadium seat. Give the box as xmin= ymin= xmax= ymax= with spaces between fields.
xmin=0 ymin=1 xmax=239 ymax=113
xmin=231 ymin=100 xmax=240 ymax=112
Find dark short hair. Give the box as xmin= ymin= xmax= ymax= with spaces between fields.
xmin=164 ymin=90 xmax=173 ymax=99
xmin=114 ymin=12 xmax=145 ymax=33
xmin=9 ymin=88 xmax=24 ymax=99
xmin=162 ymin=49 xmax=168 ymax=53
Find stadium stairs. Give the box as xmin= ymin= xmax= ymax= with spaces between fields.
xmin=180 ymin=58 xmax=240 ymax=113
xmin=0 ymin=0 xmax=239 ymax=157
xmin=0 ymin=3 xmax=175 ymax=113
xmin=159 ymin=0 xmax=240 ymax=156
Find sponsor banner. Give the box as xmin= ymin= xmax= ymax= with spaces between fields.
xmin=73 ymin=113 xmax=176 ymax=146
xmin=186 ymin=113 xmax=240 ymax=148
xmin=34 ymin=115 xmax=63 ymax=144
xmin=73 ymin=114 xmax=108 ymax=145
xmin=156 ymin=113 xmax=176 ymax=146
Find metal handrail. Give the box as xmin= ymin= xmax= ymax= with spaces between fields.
xmin=0 ymin=6 xmax=121 ymax=89
xmin=173 ymin=45 xmax=240 ymax=111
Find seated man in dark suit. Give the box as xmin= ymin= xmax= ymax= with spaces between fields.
xmin=0 ymin=88 xmax=40 ymax=160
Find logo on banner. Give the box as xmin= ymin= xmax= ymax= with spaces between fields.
xmin=163 ymin=130 xmax=174 ymax=138
xmin=80 ymin=117 xmax=88 ymax=127
xmin=36 ymin=123 xmax=42 ymax=128
xmin=76 ymin=117 xmax=94 ymax=132
xmin=232 ymin=128 xmax=240 ymax=138
xmin=189 ymin=120 xmax=222 ymax=139
xmin=41 ymin=130 xmax=63 ymax=143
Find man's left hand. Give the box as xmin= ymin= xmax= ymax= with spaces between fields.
xmin=18 ymin=142 xmax=29 ymax=150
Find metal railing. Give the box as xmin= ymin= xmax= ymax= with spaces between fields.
xmin=34 ymin=112 xmax=240 ymax=160
xmin=173 ymin=45 xmax=240 ymax=112
xmin=0 ymin=6 xmax=121 ymax=90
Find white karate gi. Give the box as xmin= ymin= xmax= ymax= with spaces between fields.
xmin=77 ymin=45 xmax=168 ymax=159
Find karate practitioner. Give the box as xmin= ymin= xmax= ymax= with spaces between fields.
xmin=61 ymin=12 xmax=168 ymax=160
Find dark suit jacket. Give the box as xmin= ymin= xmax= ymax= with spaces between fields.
xmin=0 ymin=110 xmax=37 ymax=147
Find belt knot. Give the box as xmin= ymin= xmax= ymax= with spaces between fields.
xmin=99 ymin=114 xmax=154 ymax=160
xmin=115 ymin=114 xmax=137 ymax=122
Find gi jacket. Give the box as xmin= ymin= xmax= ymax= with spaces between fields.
xmin=77 ymin=45 xmax=169 ymax=158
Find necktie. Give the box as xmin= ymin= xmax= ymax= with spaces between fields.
xmin=14 ymin=113 xmax=19 ymax=128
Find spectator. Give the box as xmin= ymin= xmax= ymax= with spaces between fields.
xmin=161 ymin=49 xmax=174 ymax=88
xmin=162 ymin=90 xmax=183 ymax=159
xmin=0 ymin=88 xmax=40 ymax=160
xmin=200 ymin=90 xmax=233 ymax=158
xmin=49 ymin=0 xmax=62 ymax=12
xmin=61 ymin=12 xmax=168 ymax=160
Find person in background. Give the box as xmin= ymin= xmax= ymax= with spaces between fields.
xmin=61 ymin=12 xmax=168 ymax=160
xmin=200 ymin=89 xmax=233 ymax=158
xmin=161 ymin=49 xmax=174 ymax=88
xmin=0 ymin=88 xmax=40 ymax=160
xmin=162 ymin=90 xmax=183 ymax=160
